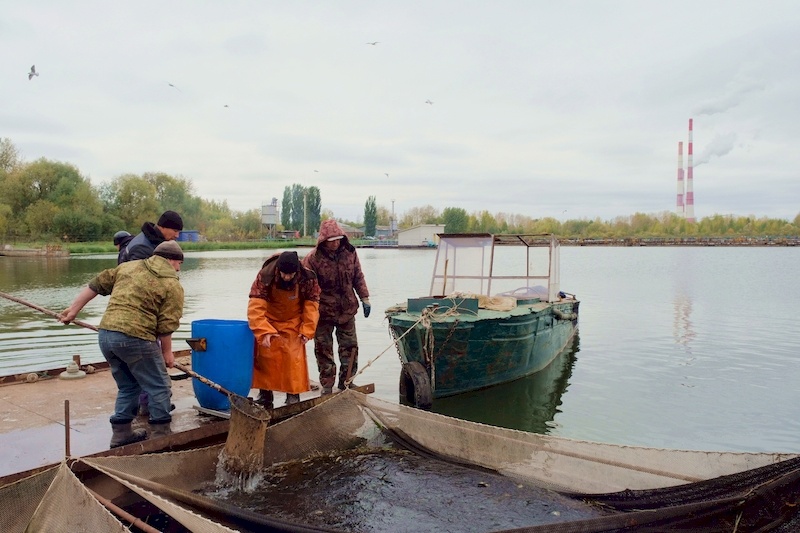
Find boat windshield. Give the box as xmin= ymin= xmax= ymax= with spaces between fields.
xmin=428 ymin=233 xmax=560 ymax=301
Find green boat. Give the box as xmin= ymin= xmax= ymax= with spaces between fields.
xmin=386 ymin=233 xmax=579 ymax=408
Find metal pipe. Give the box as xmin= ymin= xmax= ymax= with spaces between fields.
xmin=85 ymin=487 xmax=161 ymax=533
xmin=64 ymin=400 xmax=71 ymax=458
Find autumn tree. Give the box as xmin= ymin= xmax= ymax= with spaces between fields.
xmin=441 ymin=206 xmax=469 ymax=233
xmin=280 ymin=184 xmax=321 ymax=235
xmin=305 ymin=186 xmax=321 ymax=236
xmin=99 ymin=174 xmax=161 ymax=230
xmin=399 ymin=205 xmax=439 ymax=228
xmin=364 ymin=196 xmax=377 ymax=237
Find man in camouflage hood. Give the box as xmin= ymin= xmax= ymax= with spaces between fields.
xmin=302 ymin=219 xmax=370 ymax=394
xmin=60 ymin=241 xmax=184 ymax=448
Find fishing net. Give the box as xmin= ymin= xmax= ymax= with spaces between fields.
xmin=3 ymin=390 xmax=800 ymax=532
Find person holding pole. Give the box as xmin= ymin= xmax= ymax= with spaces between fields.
xmin=59 ymin=241 xmax=185 ymax=448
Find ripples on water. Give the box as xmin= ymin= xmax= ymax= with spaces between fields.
xmin=1 ymin=246 xmax=798 ymax=453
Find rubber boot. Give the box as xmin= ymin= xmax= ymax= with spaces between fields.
xmin=256 ymin=389 xmax=274 ymax=409
xmin=110 ymin=422 xmax=147 ymax=448
xmin=286 ymin=393 xmax=300 ymax=405
xmin=149 ymin=422 xmax=171 ymax=439
xmin=320 ymin=386 xmax=333 ymax=396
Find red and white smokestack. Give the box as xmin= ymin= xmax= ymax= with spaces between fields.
xmin=676 ymin=141 xmax=684 ymax=217
xmin=685 ymin=118 xmax=696 ymax=222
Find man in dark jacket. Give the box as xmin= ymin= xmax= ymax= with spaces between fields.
xmin=302 ymin=219 xmax=370 ymax=394
xmin=119 ymin=210 xmax=183 ymax=415
xmin=113 ymin=231 xmax=133 ymax=264
xmin=121 ymin=210 xmax=183 ymax=263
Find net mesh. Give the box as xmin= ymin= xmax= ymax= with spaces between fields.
xmin=3 ymin=390 xmax=800 ymax=532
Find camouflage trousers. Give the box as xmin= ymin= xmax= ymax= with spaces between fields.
xmin=313 ymin=316 xmax=358 ymax=390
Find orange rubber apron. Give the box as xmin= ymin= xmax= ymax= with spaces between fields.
xmin=248 ymin=285 xmax=311 ymax=394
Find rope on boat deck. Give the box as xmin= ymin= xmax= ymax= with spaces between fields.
xmin=378 ymin=298 xmax=477 ymax=394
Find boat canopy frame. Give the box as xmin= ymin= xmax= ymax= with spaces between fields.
xmin=428 ymin=233 xmax=561 ymax=302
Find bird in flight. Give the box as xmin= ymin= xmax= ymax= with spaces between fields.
xmin=425 ymin=100 xmax=433 ymax=105
xmin=28 ymin=65 xmax=39 ymax=80
xmin=167 ymin=82 xmax=182 ymax=92
xmin=384 ymin=173 xmax=389 ymax=178
xmin=366 ymin=41 xmax=379 ymax=45
xmin=224 ymin=104 xmax=229 ymax=108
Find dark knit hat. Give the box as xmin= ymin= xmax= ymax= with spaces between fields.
xmin=157 ymin=210 xmax=184 ymax=231
xmin=153 ymin=240 xmax=184 ymax=261
xmin=113 ymin=230 xmax=131 ymax=246
xmin=276 ymin=251 xmax=300 ymax=273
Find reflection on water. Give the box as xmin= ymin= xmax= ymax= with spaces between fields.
xmin=431 ymin=334 xmax=579 ymax=434
xmin=673 ymin=290 xmax=695 ymax=360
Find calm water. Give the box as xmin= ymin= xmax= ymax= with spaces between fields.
xmin=1 ymin=246 xmax=798 ymax=453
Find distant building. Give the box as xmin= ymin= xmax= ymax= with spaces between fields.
xmin=177 ymin=230 xmax=200 ymax=242
xmin=359 ymin=225 xmax=392 ymax=239
xmin=397 ymin=224 xmax=446 ymax=248
xmin=338 ymin=223 xmax=364 ymax=240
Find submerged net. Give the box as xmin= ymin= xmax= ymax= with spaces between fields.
xmin=4 ymin=390 xmax=800 ymax=532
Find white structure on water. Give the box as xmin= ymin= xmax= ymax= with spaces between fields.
xmin=397 ymin=224 xmax=446 ymax=248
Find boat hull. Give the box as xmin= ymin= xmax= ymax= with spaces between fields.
xmin=388 ymin=297 xmax=580 ymax=399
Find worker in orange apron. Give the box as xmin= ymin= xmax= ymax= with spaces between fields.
xmin=247 ymin=251 xmax=321 ymax=408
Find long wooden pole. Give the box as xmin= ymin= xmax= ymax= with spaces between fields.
xmin=0 ymin=291 xmax=252 ymax=402
xmin=0 ymin=291 xmax=99 ymax=331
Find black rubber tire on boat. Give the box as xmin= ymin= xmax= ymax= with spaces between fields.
xmin=399 ymin=361 xmax=433 ymax=410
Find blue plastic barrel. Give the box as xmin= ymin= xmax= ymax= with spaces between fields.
xmin=190 ymin=319 xmax=254 ymax=410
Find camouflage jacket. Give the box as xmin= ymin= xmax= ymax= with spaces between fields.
xmin=89 ymin=255 xmax=184 ymax=341
xmin=302 ymin=222 xmax=369 ymax=322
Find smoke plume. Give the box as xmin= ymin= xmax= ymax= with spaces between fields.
xmin=694 ymin=132 xmax=737 ymax=167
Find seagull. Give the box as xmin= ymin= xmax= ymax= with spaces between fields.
xmin=167 ymin=82 xmax=182 ymax=92
xmin=314 ymin=170 xmax=319 ymax=173
xmin=224 ymin=104 xmax=229 ymax=108
xmin=384 ymin=173 xmax=389 ymax=178
xmin=366 ymin=41 xmax=379 ymax=45
xmin=28 ymin=65 xmax=39 ymax=80
xmin=425 ymin=99 xmax=433 ymax=105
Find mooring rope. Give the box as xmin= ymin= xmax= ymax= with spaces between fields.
xmin=344 ymin=312 xmax=429 ymax=388
xmin=348 ymin=297 xmax=476 ymax=389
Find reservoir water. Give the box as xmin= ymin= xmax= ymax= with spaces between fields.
xmin=1 ymin=245 xmax=798 ymax=453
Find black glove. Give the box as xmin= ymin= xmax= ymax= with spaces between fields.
xmin=362 ymin=299 xmax=371 ymax=318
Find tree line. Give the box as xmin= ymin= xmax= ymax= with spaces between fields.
xmin=2 ymin=138 xmax=798 ymax=243
xmin=393 ymin=206 xmax=800 ymax=239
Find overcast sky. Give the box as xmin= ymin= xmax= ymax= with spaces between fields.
xmin=4 ymin=1 xmax=800 ymax=223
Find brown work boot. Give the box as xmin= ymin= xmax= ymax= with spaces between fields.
xmin=110 ymin=422 xmax=147 ymax=448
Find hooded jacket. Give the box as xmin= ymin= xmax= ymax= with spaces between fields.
xmin=301 ymin=219 xmax=369 ymax=322
xmin=116 ymin=234 xmax=134 ymax=264
xmin=121 ymin=222 xmax=168 ymax=262
xmin=89 ymin=255 xmax=184 ymax=341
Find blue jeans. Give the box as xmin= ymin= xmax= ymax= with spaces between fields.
xmin=99 ymin=329 xmax=172 ymax=424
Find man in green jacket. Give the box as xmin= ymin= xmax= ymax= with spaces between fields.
xmin=60 ymin=241 xmax=185 ymax=448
